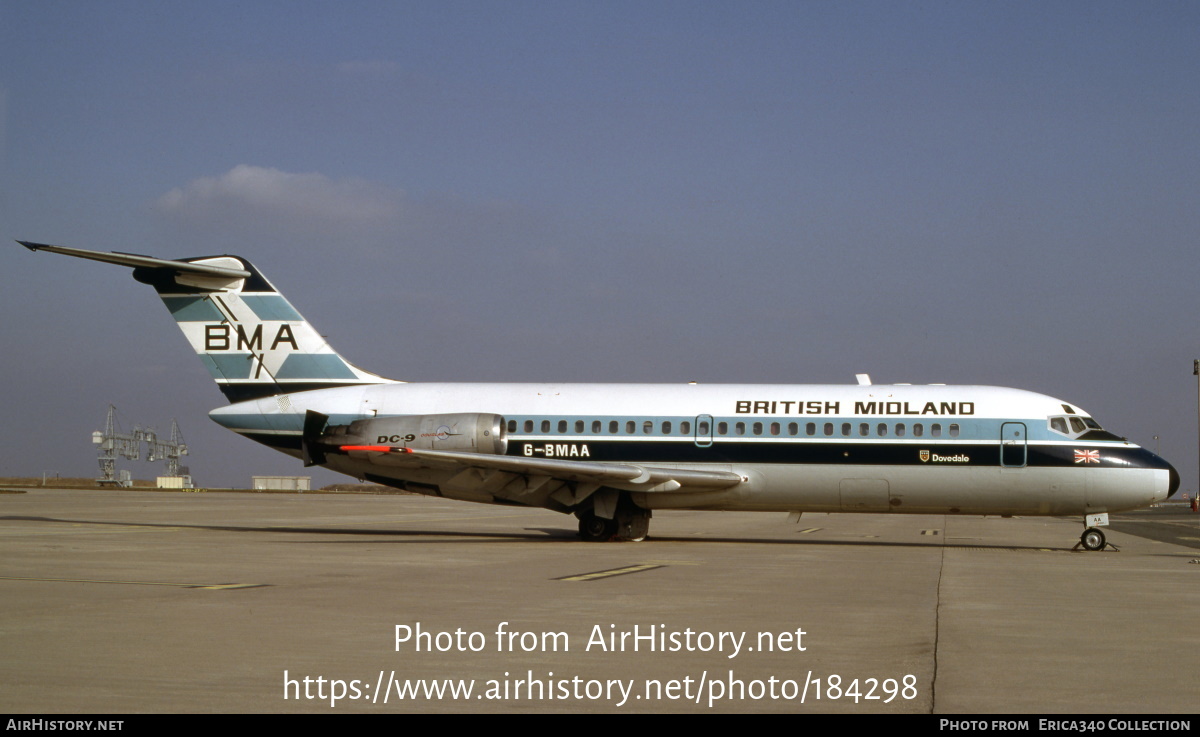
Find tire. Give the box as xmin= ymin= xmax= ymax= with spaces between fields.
xmin=1080 ymin=527 xmax=1106 ymax=551
xmin=578 ymin=513 xmax=616 ymax=542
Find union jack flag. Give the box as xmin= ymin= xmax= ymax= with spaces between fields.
xmin=1074 ymin=449 xmax=1100 ymax=464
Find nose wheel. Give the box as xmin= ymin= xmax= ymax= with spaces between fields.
xmin=1079 ymin=527 xmax=1106 ymax=551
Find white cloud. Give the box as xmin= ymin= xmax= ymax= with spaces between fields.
xmin=153 ymin=165 xmax=549 ymax=263
xmin=155 ymin=165 xmax=406 ymax=229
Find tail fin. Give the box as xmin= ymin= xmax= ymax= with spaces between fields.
xmin=19 ymin=241 xmax=395 ymax=402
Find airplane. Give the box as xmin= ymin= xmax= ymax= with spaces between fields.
xmin=18 ymin=240 xmax=1179 ymax=549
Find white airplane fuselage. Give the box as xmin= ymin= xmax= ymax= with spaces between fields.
xmin=210 ymin=381 xmax=1176 ymax=517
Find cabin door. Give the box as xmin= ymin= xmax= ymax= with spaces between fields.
xmin=1000 ymin=422 xmax=1027 ymax=468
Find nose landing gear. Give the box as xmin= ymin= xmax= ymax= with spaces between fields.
xmin=1073 ymin=512 xmax=1118 ymax=552
xmin=1079 ymin=527 xmax=1106 ymax=551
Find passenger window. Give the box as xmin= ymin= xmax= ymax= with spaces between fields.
xmin=931 ymin=424 xmax=942 ymax=437
xmin=697 ymin=421 xmax=709 ymax=435
xmin=877 ymin=423 xmax=888 ymax=437
xmin=753 ymin=422 xmax=763 ymax=436
xmin=949 ymin=424 xmax=960 ymax=438
xmin=859 ymin=423 xmax=870 ymax=436
xmin=718 ymin=422 xmax=728 ymax=435
xmin=626 ymin=421 xmax=635 ymax=434
xmin=508 ymin=420 xmax=516 ymax=432
xmin=609 ymin=421 xmax=618 ymax=434
xmin=823 ymin=422 xmax=834 ymax=436
xmin=542 ymin=420 xmax=551 ymax=433
xmin=735 ymin=422 xmax=746 ymax=436
xmin=663 ymin=421 xmax=672 ymax=434
xmin=896 ymin=423 xmax=906 ymax=437
xmin=788 ymin=422 xmax=798 ymax=435
xmin=592 ymin=420 xmax=601 ymax=433
xmin=913 ymin=424 xmax=923 ymax=437
xmin=524 ymin=420 xmax=533 ymax=433
xmin=643 ymin=420 xmax=653 ymax=434
xmin=574 ymin=420 xmax=583 ymax=433
xmin=681 ymin=421 xmax=691 ymax=434
xmin=558 ymin=420 xmax=567 ymax=433
xmin=806 ymin=422 xmax=816 ymax=436
xmin=841 ymin=422 xmax=851 ymax=436
xmin=770 ymin=422 xmax=780 ymax=436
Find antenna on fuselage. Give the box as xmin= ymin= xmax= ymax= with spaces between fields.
xmin=856 ymin=374 xmax=872 ymax=386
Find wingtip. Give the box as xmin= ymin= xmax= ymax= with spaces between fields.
xmin=16 ymin=240 xmax=42 ymax=252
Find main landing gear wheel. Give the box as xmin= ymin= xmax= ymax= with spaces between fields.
xmin=578 ymin=513 xmax=617 ymax=542
xmin=1080 ymin=527 xmax=1106 ymax=551
xmin=615 ymin=504 xmax=651 ymax=542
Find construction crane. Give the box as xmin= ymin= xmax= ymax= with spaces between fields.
xmin=92 ymin=404 xmax=143 ymax=487
xmin=145 ymin=420 xmax=189 ymax=477
xmin=93 ymin=406 xmax=191 ymax=487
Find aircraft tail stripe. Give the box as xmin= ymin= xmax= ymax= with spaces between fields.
xmin=275 ymin=354 xmax=359 ymax=380
xmin=162 ymin=296 xmax=224 ymax=322
xmin=161 ymin=294 xmax=303 ymax=322
xmin=217 ymin=382 xmax=382 ymax=403
xmin=201 ymin=352 xmax=361 ymax=382
xmin=240 ymin=295 xmax=303 ymax=321
xmin=200 ymin=354 xmax=256 ymax=380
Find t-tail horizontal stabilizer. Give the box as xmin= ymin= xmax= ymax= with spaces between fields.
xmin=18 ymin=241 xmax=251 ymax=279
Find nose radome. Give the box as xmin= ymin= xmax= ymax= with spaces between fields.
xmin=1166 ymin=464 xmax=1180 ymax=499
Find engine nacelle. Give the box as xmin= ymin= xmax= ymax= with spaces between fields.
xmin=323 ymin=413 xmax=507 ymax=455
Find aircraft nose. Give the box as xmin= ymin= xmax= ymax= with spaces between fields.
xmin=1166 ymin=463 xmax=1180 ymax=499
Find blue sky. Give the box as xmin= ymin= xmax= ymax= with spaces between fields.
xmin=2 ymin=1 xmax=1199 ymax=489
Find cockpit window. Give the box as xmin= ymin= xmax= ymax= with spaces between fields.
xmin=1049 ymin=414 xmax=1110 ymax=439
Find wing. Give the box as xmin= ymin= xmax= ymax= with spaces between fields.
xmin=337 ymin=444 xmax=745 ymax=508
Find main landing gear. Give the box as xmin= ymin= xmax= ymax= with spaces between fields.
xmin=578 ymin=512 xmax=617 ymax=541
xmin=577 ymin=494 xmax=651 ymax=542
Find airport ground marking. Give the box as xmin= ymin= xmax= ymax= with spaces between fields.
xmin=555 ymin=563 xmax=667 ymax=582
xmin=272 ymin=512 xmax=535 ymax=528
xmin=0 ymin=575 xmax=266 ymax=590
xmin=2 ymin=523 xmax=186 ymax=536
xmin=639 ymin=559 xmax=699 ymax=565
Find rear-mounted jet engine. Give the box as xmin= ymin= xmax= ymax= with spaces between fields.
xmin=302 ymin=411 xmax=507 ymax=467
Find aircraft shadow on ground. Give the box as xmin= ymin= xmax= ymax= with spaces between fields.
xmin=0 ymin=515 xmax=1091 ymax=550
